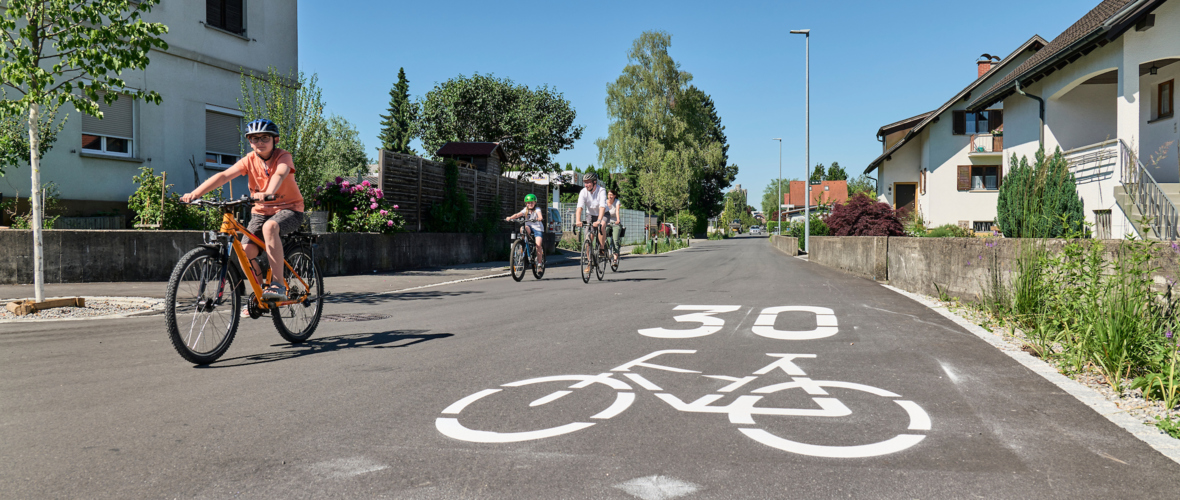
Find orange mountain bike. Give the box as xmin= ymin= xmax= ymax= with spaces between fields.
xmin=164 ymin=196 xmax=324 ymax=364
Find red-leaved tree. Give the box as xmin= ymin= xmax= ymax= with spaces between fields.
xmin=825 ymin=193 xmax=906 ymax=236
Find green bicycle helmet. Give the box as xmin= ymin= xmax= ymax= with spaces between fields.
xmin=523 ymin=193 xmax=537 ymax=203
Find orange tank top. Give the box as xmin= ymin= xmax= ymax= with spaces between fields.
xmin=234 ymin=148 xmax=304 ymax=215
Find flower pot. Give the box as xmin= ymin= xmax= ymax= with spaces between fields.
xmin=306 ymin=210 xmax=329 ymax=234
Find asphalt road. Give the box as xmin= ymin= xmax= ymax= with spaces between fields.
xmin=3 ymin=235 xmax=1179 ymax=499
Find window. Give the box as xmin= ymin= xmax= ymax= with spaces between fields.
xmin=973 ymin=221 xmax=994 ymax=233
xmin=952 ymin=109 xmax=1003 ymax=135
xmin=1160 ymin=79 xmax=1174 ymax=119
xmin=205 ymin=110 xmax=242 ymax=168
xmin=206 ymin=0 xmax=244 ymax=35
xmin=971 ymin=166 xmax=999 ymax=190
xmin=81 ymin=94 xmax=133 ymax=156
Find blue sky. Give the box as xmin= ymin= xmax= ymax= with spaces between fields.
xmin=298 ymin=0 xmax=1095 ymax=206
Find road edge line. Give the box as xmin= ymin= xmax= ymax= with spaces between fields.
xmin=378 ymin=271 xmax=510 ymax=295
xmin=881 ymin=283 xmax=1180 ymax=466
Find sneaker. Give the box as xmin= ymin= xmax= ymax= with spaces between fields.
xmin=262 ymin=284 xmax=287 ymax=301
xmin=240 ymin=305 xmax=251 ymax=318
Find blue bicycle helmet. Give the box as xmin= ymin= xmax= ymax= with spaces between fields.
xmin=244 ymin=118 xmax=280 ymax=137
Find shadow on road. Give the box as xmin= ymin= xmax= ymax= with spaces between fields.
xmin=326 ymin=290 xmax=483 ymax=305
xmin=197 ymin=330 xmax=453 ymax=368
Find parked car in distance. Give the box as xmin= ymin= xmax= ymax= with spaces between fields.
xmin=750 ymin=225 xmax=762 ymax=235
xmin=547 ymin=207 xmax=563 ymax=239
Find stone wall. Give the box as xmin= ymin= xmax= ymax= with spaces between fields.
xmin=769 ymin=235 xmax=798 ymax=256
xmin=0 ymin=230 xmax=511 ymax=285
xmin=809 ymin=236 xmax=889 ymax=281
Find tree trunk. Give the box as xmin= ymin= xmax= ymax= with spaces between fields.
xmin=29 ymin=103 xmax=44 ymax=302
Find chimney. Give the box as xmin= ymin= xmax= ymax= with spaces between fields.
xmin=977 ymin=54 xmax=1000 ymax=78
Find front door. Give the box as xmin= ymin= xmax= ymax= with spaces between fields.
xmin=894 ymin=183 xmax=917 ymax=215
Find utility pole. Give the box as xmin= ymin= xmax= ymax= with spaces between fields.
xmin=791 ymin=29 xmax=811 ymax=253
xmin=773 ymin=138 xmax=782 ymax=235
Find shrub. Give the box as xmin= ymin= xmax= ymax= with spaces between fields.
xmin=128 ymin=167 xmax=221 ymax=230
xmin=996 ymin=147 xmax=1085 ymax=238
xmin=1 ymin=183 xmax=62 ymax=229
xmin=312 ymin=177 xmax=404 ymax=233
xmin=925 ymin=224 xmax=975 ymax=238
xmin=824 ymin=193 xmax=905 ymax=236
xmin=789 ymin=215 xmax=830 ymax=251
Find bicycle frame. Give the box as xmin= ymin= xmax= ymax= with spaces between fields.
xmin=216 ymin=211 xmax=310 ymax=310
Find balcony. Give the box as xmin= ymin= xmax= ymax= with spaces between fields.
xmin=967 ymin=133 xmax=1003 ymax=156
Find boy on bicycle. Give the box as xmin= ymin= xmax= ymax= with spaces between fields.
xmin=574 ymin=172 xmax=607 ymax=274
xmin=180 ymin=118 xmax=304 ymax=301
xmin=505 ymin=193 xmax=545 ymax=264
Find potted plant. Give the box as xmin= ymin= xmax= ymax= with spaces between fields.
xmin=312 ymin=177 xmax=405 ymax=234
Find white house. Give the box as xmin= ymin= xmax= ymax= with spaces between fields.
xmin=1 ymin=0 xmax=298 ymax=225
xmin=966 ymin=0 xmax=1179 ymax=240
xmin=864 ymin=36 xmax=1048 ymax=233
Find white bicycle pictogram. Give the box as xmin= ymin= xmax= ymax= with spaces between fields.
xmin=436 ymin=350 xmax=931 ymax=458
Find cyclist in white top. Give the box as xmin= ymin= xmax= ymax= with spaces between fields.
xmin=604 ymin=189 xmax=623 ymax=265
xmin=574 ymin=172 xmax=608 ymax=271
xmin=505 ymin=193 xmax=545 ymax=263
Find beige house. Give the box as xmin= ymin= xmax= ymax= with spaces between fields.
xmin=2 ymin=0 xmax=297 ymax=226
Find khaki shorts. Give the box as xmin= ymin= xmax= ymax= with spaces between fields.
xmin=245 ymin=210 xmax=304 ymax=243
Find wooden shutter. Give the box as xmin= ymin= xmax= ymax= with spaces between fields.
xmin=952 ymin=111 xmax=966 ymax=135
xmin=226 ymin=0 xmax=244 ymax=34
xmin=997 ymin=163 xmax=1004 ymax=188
xmin=81 ymin=94 xmax=133 ymax=138
xmin=957 ymin=165 xmax=970 ymax=191
xmin=205 ymin=111 xmax=241 ymax=155
xmin=988 ymin=109 xmax=1003 ymax=133
xmin=206 ymin=0 xmax=221 ymax=28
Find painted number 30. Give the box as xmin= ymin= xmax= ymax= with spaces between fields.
xmin=638 ymin=305 xmax=838 ymax=340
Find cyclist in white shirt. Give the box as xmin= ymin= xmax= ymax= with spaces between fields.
xmin=574 ymin=172 xmax=608 ymax=271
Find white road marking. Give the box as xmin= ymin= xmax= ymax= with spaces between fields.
xmin=898 ymin=400 xmax=932 ymax=430
xmin=623 ymin=373 xmax=664 ymax=391
xmin=739 ymin=428 xmax=926 ymax=458
xmin=441 ymin=389 xmax=500 ymax=414
xmin=309 ymin=457 xmax=389 ymax=479
xmin=751 ymin=306 xmax=839 ymax=340
xmin=530 ymin=390 xmax=571 ymax=407
xmin=753 ymin=353 xmax=817 ymax=376
xmin=614 ymin=475 xmax=701 ymax=500
xmin=638 ymin=305 xmax=741 ymax=338
xmin=436 ymin=418 xmax=594 ymax=443
xmin=704 ymin=375 xmax=758 ymax=393
xmin=592 ymin=392 xmax=635 ymax=419
xmin=611 ymin=350 xmax=699 ymax=373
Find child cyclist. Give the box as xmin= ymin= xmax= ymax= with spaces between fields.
xmin=180 ymin=118 xmax=304 ymax=301
xmin=505 ymin=193 xmax=544 ymax=264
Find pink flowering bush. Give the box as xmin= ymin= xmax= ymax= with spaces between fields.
xmin=313 ymin=177 xmax=405 ymax=234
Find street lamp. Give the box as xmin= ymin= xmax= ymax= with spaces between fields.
xmin=790 ymin=29 xmax=810 ymax=253
xmin=772 ymin=138 xmax=782 ymax=235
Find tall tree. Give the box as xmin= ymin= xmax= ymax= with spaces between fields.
xmin=377 ymin=67 xmax=417 ymax=155
xmin=324 ymin=115 xmax=370 ymax=179
xmin=239 ymin=67 xmax=332 ymax=201
xmin=761 ymin=178 xmax=797 ymax=215
xmin=1 ymin=0 xmax=169 ymax=302
xmin=417 ymin=73 xmax=583 ymax=174
xmin=826 ymin=161 xmax=847 ymax=181
xmin=810 ymin=163 xmax=826 ymax=181
xmin=682 ymin=86 xmax=737 ymax=227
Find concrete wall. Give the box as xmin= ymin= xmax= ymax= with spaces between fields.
xmin=0 ymin=230 xmax=508 ymax=285
xmin=769 ymin=235 xmax=798 ymax=256
xmin=808 ymin=236 xmax=888 ymax=281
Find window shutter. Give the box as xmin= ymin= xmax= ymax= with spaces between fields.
xmin=81 ymin=95 xmax=133 ymax=139
xmin=226 ymin=0 xmax=244 ymax=34
xmin=205 ymin=111 xmax=242 ymax=155
xmin=957 ymin=165 xmax=970 ymax=191
xmin=952 ymin=111 xmax=966 ymax=135
xmin=988 ymin=109 xmax=1003 ymax=133
xmin=997 ymin=162 xmax=1004 ymax=189
xmin=206 ymin=0 xmax=221 ymax=27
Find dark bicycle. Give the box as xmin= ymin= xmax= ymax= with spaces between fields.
xmin=605 ymin=223 xmax=624 ymax=272
xmin=510 ymin=221 xmax=545 ymax=281
xmin=578 ymin=221 xmax=607 ymax=283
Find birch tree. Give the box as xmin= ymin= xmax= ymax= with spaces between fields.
xmin=1 ymin=0 xmax=168 ymax=302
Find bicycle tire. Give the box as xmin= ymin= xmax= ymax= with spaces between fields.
xmin=531 ymin=243 xmax=545 ymax=280
xmin=165 ymin=246 xmax=240 ymax=365
xmin=580 ymin=236 xmax=591 ymax=284
xmin=271 ymin=246 xmax=324 ymax=344
xmin=608 ymin=238 xmax=619 ymax=272
xmin=595 ymin=234 xmax=606 ymax=281
xmin=510 ymin=240 xmax=526 ymax=282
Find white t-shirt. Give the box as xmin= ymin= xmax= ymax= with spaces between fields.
xmin=576 ymin=185 xmax=608 ymax=219
xmin=517 ymin=206 xmax=544 ymax=232
xmin=605 ymin=199 xmax=621 ymax=224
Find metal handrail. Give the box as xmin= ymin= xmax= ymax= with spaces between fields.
xmin=1119 ymin=139 xmax=1178 ymax=240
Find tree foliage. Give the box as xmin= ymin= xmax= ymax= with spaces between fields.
xmin=426 ymin=159 xmax=474 ymax=232
xmin=0 ymin=98 xmax=65 ymax=175
xmin=825 ymin=193 xmax=906 ymax=236
xmin=323 ymin=115 xmax=370 ymax=179
xmin=826 ymin=161 xmax=847 ymax=181
xmin=996 ymin=147 xmax=1086 ymax=238
xmin=596 ymin=31 xmax=730 ymax=221
xmin=847 ymin=174 xmax=876 ymax=198
xmin=761 ymin=178 xmax=796 ymax=215
xmin=418 ymin=73 xmax=583 ymax=174
xmin=378 ymin=67 xmax=417 ymax=155
xmin=810 ymin=163 xmax=825 ymax=181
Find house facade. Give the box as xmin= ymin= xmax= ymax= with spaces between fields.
xmin=1 ymin=1 xmax=297 ymax=225
xmin=967 ymin=0 xmax=1179 ymax=240
xmin=864 ymin=36 xmax=1047 ymax=233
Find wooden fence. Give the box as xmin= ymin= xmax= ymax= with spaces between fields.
xmin=377 ymin=150 xmax=549 ymax=232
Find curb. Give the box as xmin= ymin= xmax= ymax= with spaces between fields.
xmin=0 ymin=296 xmax=165 ymax=324
xmin=881 ymin=284 xmax=1180 ymax=466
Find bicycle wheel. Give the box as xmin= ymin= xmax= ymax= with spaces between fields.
xmin=510 ymin=240 xmax=526 ymax=282
xmin=608 ymin=239 xmax=619 ymax=272
xmin=436 ymin=374 xmax=635 ymax=444
xmin=595 ymin=235 xmax=606 ymax=281
xmin=531 ymin=243 xmax=545 ymax=280
xmin=165 ymin=247 xmax=240 ymax=365
xmin=271 ymin=246 xmax=324 ymax=344
xmin=580 ymin=235 xmax=591 ymax=284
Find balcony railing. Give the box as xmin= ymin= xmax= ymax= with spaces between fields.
xmin=1063 ymin=139 xmax=1117 ymax=184
xmin=968 ymin=133 xmax=1002 ymax=154
xmin=1120 ymin=139 xmax=1179 ymax=240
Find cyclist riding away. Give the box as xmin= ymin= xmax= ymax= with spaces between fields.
xmin=574 ymin=172 xmax=607 ymax=274
xmin=505 ymin=193 xmax=545 ymax=264
xmin=180 ymin=118 xmax=304 ymax=302
xmin=605 ymin=189 xmax=623 ymax=266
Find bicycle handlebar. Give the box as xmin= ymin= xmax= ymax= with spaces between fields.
xmin=184 ymin=194 xmax=275 ymax=207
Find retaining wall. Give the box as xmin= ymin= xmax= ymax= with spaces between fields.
xmin=809 ymin=236 xmax=888 ymax=281
xmin=0 ymin=230 xmax=511 ymax=284
xmin=769 ymin=235 xmax=799 ymax=256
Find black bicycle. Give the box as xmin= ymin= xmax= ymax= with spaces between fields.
xmin=510 ymin=221 xmax=545 ymax=281
xmin=605 ymin=223 xmax=624 ymax=272
xmin=579 ymin=221 xmax=607 ymax=283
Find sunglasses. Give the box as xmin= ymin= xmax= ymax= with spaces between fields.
xmin=247 ymin=135 xmax=274 ymax=143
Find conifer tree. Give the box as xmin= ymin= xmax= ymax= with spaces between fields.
xmin=996 ymin=147 xmax=1085 ymax=238
xmin=378 ymin=68 xmax=417 ymax=154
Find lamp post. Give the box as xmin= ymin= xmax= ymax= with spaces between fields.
xmin=772 ymin=138 xmax=782 ymax=235
xmin=790 ymin=29 xmax=810 ymax=253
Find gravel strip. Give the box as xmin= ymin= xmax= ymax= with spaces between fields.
xmin=0 ymin=297 xmax=164 ymax=323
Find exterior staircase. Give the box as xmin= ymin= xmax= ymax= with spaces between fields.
xmin=1113 ymin=139 xmax=1179 ymax=240
xmin=1114 ymin=183 xmax=1180 ymax=239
